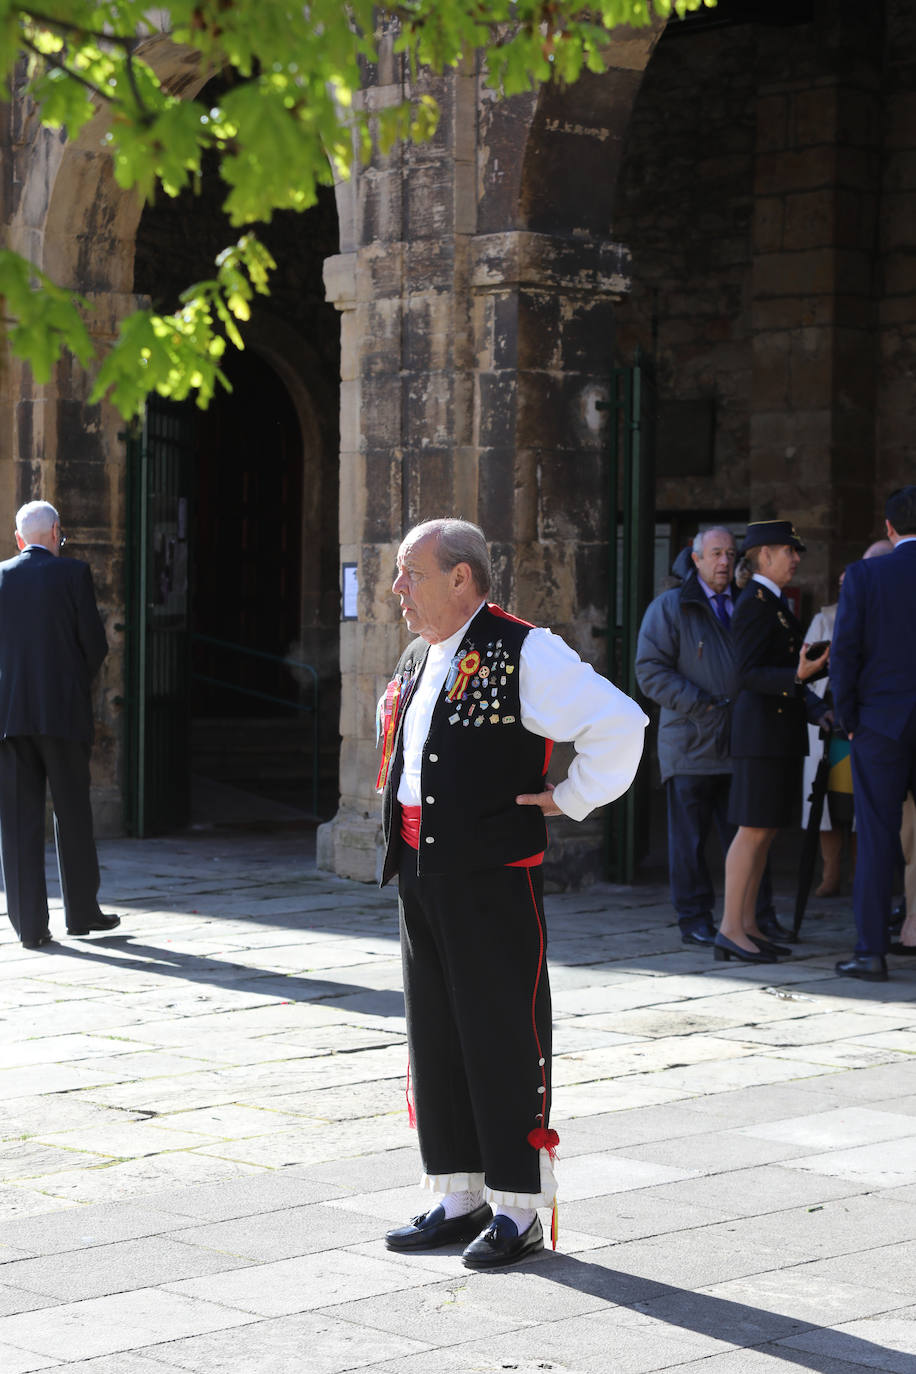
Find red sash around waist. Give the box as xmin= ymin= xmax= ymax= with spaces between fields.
xmin=399 ymin=804 xmax=544 ymax=867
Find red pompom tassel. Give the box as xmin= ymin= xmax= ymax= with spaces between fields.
xmin=527 ymin=1126 xmax=560 ymax=1161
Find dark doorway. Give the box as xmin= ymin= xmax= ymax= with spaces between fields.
xmin=130 ymin=87 xmax=340 ymax=832
xmin=191 ymin=348 xmax=304 ymax=715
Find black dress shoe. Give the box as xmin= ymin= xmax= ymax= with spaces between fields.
xmin=835 ymin=955 xmax=888 ymax=982
xmin=750 ymin=934 xmax=792 ymax=958
xmin=385 ymin=1202 xmax=492 ymax=1252
xmin=713 ymin=933 xmax=777 ymax=964
xmin=680 ymin=924 xmax=718 ymax=947
xmin=889 ymin=942 xmax=916 ymax=956
xmin=67 ymin=913 xmax=120 ymax=936
xmin=757 ymin=914 xmax=795 ymax=943
xmin=21 ymin=933 xmax=54 ymax=949
xmin=462 ymin=1213 xmax=544 ymax=1269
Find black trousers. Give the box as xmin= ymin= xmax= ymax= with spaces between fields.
xmin=851 ymin=711 xmax=916 ymax=956
xmin=0 ymin=735 xmax=102 ymax=942
xmin=398 ymin=845 xmax=555 ymax=1204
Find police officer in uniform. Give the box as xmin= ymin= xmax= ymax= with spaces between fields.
xmin=715 ymin=520 xmax=830 ymax=964
xmin=379 ymin=518 xmax=646 ymax=1267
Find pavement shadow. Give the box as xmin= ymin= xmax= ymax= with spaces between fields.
xmin=531 ymin=1251 xmax=905 ymax=1371
xmin=40 ymin=937 xmax=406 ymax=1018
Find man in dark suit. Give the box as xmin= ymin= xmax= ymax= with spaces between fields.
xmin=0 ymin=501 xmax=118 ymax=949
xmin=830 ymin=487 xmax=916 ymax=981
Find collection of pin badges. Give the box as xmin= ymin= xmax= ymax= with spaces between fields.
xmin=444 ymin=638 xmax=518 ymax=727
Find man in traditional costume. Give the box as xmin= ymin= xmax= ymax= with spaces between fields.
xmin=378 ymin=518 xmax=647 ymax=1267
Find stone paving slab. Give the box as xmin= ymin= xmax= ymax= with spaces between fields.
xmin=0 ymin=832 xmax=913 ymax=1371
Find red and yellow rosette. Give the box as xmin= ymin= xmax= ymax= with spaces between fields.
xmin=446 ymin=648 xmax=480 ymax=701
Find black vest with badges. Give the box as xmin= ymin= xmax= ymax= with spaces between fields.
xmin=380 ymin=603 xmax=551 ymax=885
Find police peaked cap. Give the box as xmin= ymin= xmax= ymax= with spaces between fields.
xmin=741 ymin=520 xmax=806 ymax=554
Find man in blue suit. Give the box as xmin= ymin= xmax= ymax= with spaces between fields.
xmin=830 ymin=487 xmax=916 ymax=980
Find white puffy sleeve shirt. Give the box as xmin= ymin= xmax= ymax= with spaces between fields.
xmin=397 ymin=612 xmax=648 ymax=820
xmin=520 ymin=627 xmax=648 ymax=821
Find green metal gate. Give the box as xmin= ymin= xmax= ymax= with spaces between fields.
xmin=605 ymin=351 xmax=656 ymax=883
xmin=125 ymin=398 xmax=194 ymax=836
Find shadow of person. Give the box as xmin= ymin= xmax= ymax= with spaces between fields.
xmin=514 ymin=1250 xmax=909 ymax=1371
xmin=44 ymin=934 xmax=406 ymax=1018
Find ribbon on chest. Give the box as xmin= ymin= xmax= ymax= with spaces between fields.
xmin=375 ymin=660 xmax=419 ymax=791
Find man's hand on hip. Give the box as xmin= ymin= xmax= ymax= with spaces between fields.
xmin=516 ymin=782 xmax=564 ymax=817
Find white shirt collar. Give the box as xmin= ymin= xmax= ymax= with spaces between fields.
xmin=698 ymin=578 xmax=731 ymax=602
xmin=896 ymin=536 xmax=916 ymax=547
xmin=752 ymin=572 xmax=783 ymax=598
xmin=425 ymin=601 xmax=486 ymax=660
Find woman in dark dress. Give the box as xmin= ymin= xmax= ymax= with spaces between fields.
xmin=716 ymin=521 xmax=831 ymax=964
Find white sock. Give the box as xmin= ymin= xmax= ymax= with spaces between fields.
xmin=438 ymin=1188 xmax=483 ymax=1219
xmin=494 ymin=1204 xmax=536 ymax=1234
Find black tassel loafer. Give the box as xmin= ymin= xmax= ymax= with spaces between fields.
xmin=462 ymin=1214 xmax=544 ymax=1270
xmin=385 ymin=1202 xmax=492 ymax=1252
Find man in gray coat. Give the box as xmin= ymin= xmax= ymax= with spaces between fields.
xmin=636 ymin=527 xmax=776 ymax=945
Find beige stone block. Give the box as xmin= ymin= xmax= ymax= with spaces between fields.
xmin=338 ymin=310 xmax=360 ymax=384
xmin=356 ymin=242 xmax=405 ymax=300
xmin=338 ymin=378 xmax=362 ymax=456
xmin=338 ymin=449 xmax=367 ymax=549
xmin=324 ymin=252 xmax=357 ymax=309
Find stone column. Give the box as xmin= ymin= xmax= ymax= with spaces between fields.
xmin=319 ymin=66 xmax=632 ymax=884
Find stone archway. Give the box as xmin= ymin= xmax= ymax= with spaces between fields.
xmin=3 ymin=32 xmax=341 ymax=834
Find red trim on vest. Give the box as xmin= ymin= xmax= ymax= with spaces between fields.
xmin=487 ymin=601 xmax=536 ymax=629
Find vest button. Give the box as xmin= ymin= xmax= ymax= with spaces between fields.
xmin=428 ymin=753 xmax=438 ymax=762
xmin=425 ymin=795 xmax=435 ymax=804
xmin=425 ymin=835 xmax=435 ymax=844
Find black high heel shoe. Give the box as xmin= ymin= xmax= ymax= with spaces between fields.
xmin=713 ymin=933 xmax=778 ymax=964
xmin=749 ymin=934 xmax=791 ymax=957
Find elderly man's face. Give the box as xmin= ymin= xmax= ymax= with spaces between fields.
xmin=692 ymin=531 xmax=736 ymax=593
xmin=392 ymin=533 xmax=460 ymax=644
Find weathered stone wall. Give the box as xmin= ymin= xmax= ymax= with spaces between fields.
xmin=612 ymin=9 xmax=892 ymax=611
xmin=877 ymin=0 xmax=916 ymax=506
xmin=613 ymin=22 xmax=758 ymax=519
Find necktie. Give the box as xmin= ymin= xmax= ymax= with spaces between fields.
xmin=713 ymin=592 xmax=730 ymax=628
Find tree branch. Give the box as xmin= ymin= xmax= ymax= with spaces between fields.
xmin=23 ymin=8 xmax=138 ymax=51
xmin=20 ymin=32 xmax=115 ymax=107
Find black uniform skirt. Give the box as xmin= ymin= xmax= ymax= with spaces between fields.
xmin=728 ymin=755 xmax=803 ymax=829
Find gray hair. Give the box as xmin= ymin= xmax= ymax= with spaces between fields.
xmin=692 ymin=525 xmax=735 ymax=556
xmin=16 ymin=500 xmax=59 ymax=543
xmin=403 ymin=518 xmax=491 ymax=595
